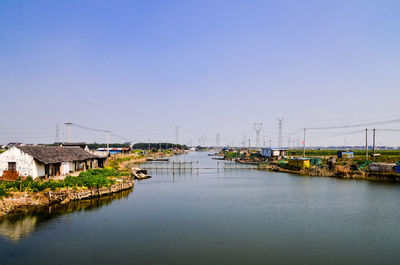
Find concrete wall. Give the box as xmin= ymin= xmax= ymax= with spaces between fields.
xmin=0 ymin=147 xmax=42 ymax=179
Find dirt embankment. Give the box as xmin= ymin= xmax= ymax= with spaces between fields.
xmin=259 ymin=163 xmax=400 ymax=182
xmin=0 ymin=177 xmax=134 ymax=217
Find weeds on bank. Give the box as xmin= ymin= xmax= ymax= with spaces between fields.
xmin=0 ymin=168 xmax=129 ymax=197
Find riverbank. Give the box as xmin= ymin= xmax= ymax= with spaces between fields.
xmin=0 ymin=149 xmax=182 ymax=217
xmin=258 ymin=163 xmax=400 ymax=182
xmin=0 ymin=176 xmax=134 ymax=217
xmin=220 ymin=148 xmax=400 ymax=183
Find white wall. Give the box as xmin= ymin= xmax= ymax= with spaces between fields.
xmin=34 ymin=161 xmax=45 ymax=178
xmin=0 ymin=147 xmax=43 ymax=179
xmin=61 ymin=162 xmax=70 ymax=175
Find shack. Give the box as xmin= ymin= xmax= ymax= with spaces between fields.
xmin=0 ymin=146 xmax=103 ymax=180
xmin=288 ymin=158 xmax=310 ymax=169
xmin=260 ymin=148 xmax=287 ymax=158
xmin=337 ymin=150 xmax=354 ymax=159
xmin=369 ymin=162 xmax=396 ymax=173
xmin=96 ymin=147 xmax=131 ymax=155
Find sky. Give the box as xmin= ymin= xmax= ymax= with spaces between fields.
xmin=1 ymin=0 xmax=400 ymax=147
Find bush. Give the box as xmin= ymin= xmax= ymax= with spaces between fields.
xmin=0 ymin=186 xmax=8 ymax=197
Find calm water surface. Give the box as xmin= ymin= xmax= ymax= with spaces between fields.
xmin=1 ymin=152 xmax=400 ymax=265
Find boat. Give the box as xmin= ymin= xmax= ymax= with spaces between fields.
xmin=146 ymin=158 xmax=169 ymax=162
xmin=131 ymin=168 xmax=151 ymax=180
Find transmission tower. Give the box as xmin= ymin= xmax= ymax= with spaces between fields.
xmin=216 ymin=133 xmax=220 ymax=148
xmin=175 ymin=126 xmax=179 ymax=146
xmin=254 ymin=122 xmax=262 ymax=148
xmin=65 ymin=123 xmax=72 ymax=143
xmin=277 ymin=118 xmax=283 ymax=148
xmin=55 ymin=124 xmax=60 ymax=143
xmin=201 ymin=135 xmax=207 ymax=146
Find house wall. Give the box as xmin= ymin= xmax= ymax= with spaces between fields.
xmin=61 ymin=162 xmax=70 ymax=175
xmin=0 ymin=148 xmax=103 ymax=179
xmin=33 ymin=161 xmax=45 ymax=178
xmin=272 ymin=150 xmax=280 ymax=157
xmin=0 ymin=147 xmax=44 ymax=179
xmin=261 ymin=148 xmax=272 ymax=157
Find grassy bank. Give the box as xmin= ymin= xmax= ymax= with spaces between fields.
xmin=287 ymin=149 xmax=400 ymax=161
xmin=0 ymin=168 xmax=127 ymax=198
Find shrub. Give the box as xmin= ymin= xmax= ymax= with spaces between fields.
xmin=0 ymin=186 xmax=8 ymax=197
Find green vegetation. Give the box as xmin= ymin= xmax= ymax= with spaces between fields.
xmin=0 ymin=168 xmax=128 ymax=197
xmin=132 ymin=143 xmax=188 ymax=150
xmin=224 ymin=152 xmax=240 ymax=159
xmin=0 ymin=186 xmax=7 ymax=197
xmin=0 ymin=150 xmax=5 ymax=154
xmin=287 ymin=149 xmax=400 ymax=164
xmin=108 ymin=156 xmax=134 ymax=170
xmin=287 ymin=149 xmax=400 ymax=157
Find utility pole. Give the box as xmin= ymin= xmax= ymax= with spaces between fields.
xmin=248 ymin=139 xmax=251 ymax=149
xmin=373 ymin=128 xmax=376 ymax=161
xmin=277 ymin=118 xmax=283 ymax=148
xmin=55 ymin=124 xmax=60 ymax=143
xmin=175 ymin=126 xmax=179 ymax=147
xmin=263 ymin=136 xmax=266 ymax=148
xmin=65 ymin=123 xmax=72 ymax=143
xmin=303 ymin=128 xmax=306 ymax=158
xmin=365 ymin=128 xmax=368 ymax=161
xmin=269 ymin=139 xmax=272 ymax=148
xmin=106 ymin=131 xmax=110 ymax=151
xmin=201 ymin=135 xmax=207 ymax=147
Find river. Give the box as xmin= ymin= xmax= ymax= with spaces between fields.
xmin=0 ymin=152 xmax=399 ymax=265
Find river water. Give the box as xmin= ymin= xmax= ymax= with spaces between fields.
xmin=1 ymin=152 xmax=400 ymax=265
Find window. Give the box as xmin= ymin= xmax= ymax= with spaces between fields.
xmin=8 ymin=162 xmax=16 ymax=171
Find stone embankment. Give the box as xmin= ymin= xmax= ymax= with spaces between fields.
xmin=0 ymin=177 xmax=134 ymax=217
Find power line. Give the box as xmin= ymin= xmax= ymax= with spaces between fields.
xmin=70 ymin=123 xmax=110 ymax=133
xmin=306 ymin=118 xmax=400 ymax=130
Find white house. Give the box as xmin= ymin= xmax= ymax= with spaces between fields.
xmin=260 ymin=148 xmax=287 ymax=158
xmin=0 ymin=146 xmax=104 ymax=180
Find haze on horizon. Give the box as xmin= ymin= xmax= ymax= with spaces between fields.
xmin=1 ymin=0 xmax=400 ymax=147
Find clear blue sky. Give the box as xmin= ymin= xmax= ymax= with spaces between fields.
xmin=1 ymin=0 xmax=400 ymax=147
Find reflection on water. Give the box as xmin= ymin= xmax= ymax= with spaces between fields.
xmin=0 ymin=188 xmax=133 ymax=243
xmin=0 ymin=216 xmax=38 ymax=243
xmin=1 ymin=152 xmax=400 ymax=265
